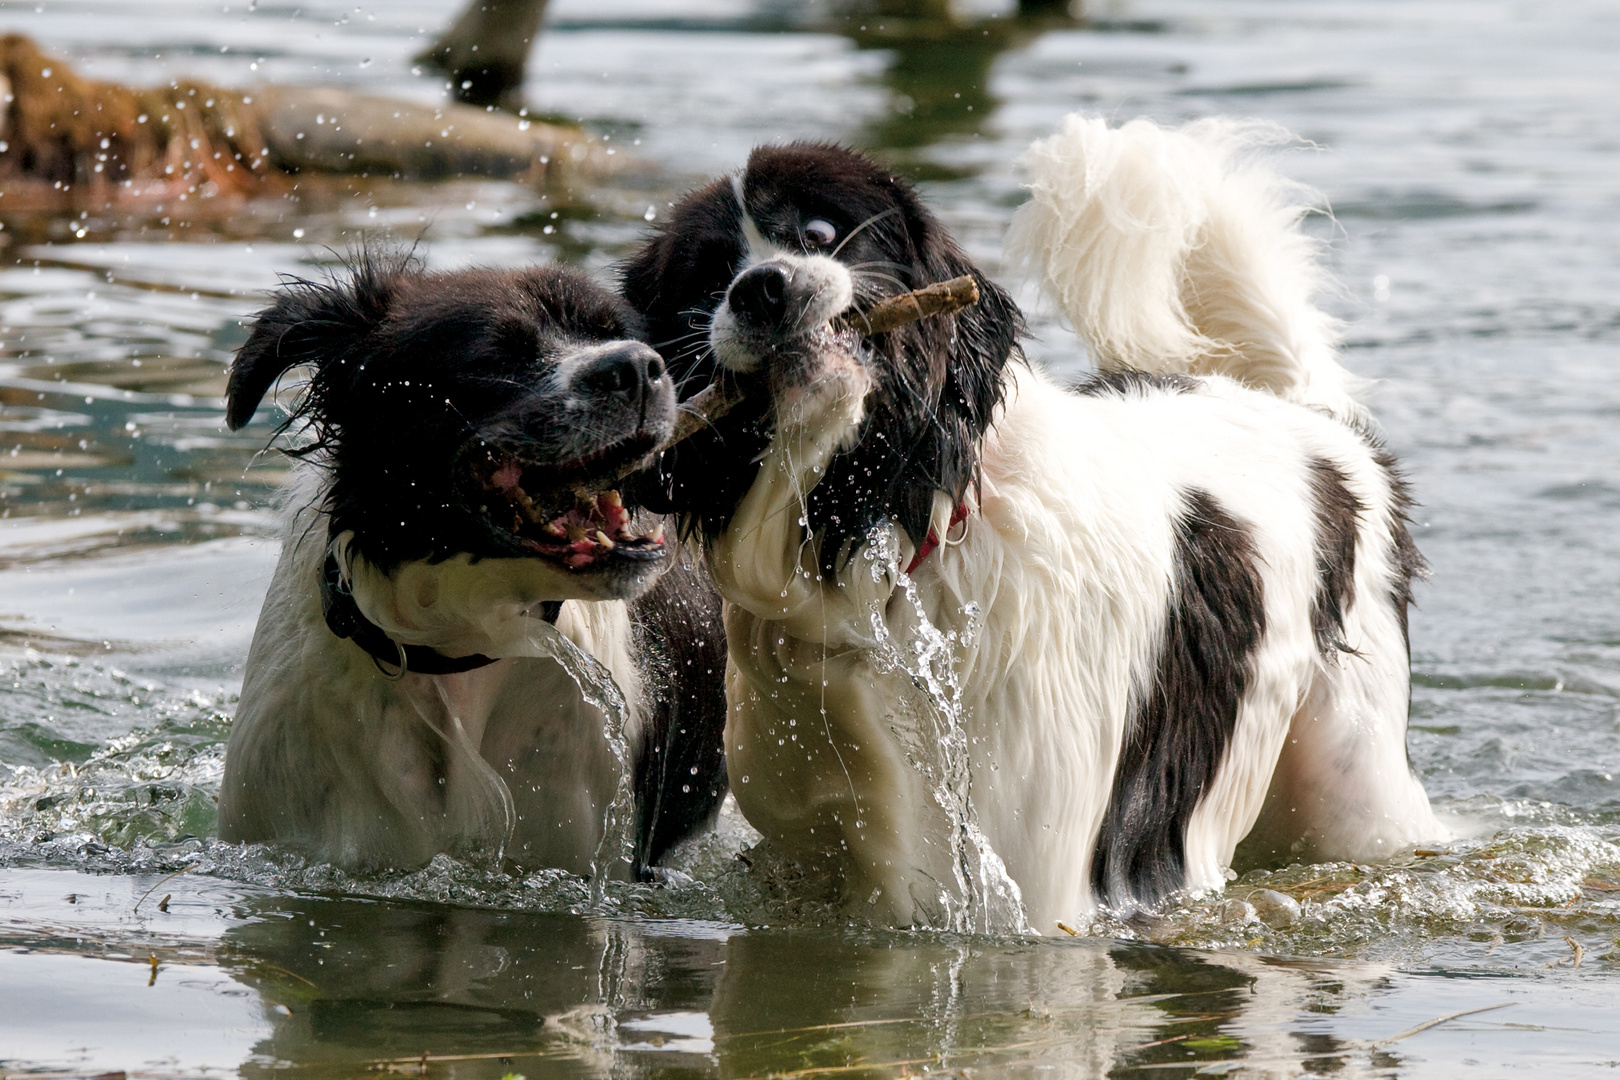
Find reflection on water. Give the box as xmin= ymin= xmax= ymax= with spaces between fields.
xmin=29 ymin=867 xmax=1607 ymax=1078
xmin=5 ymin=0 xmax=1620 ymax=1073
xmin=8 ymin=867 xmax=1619 ymax=1078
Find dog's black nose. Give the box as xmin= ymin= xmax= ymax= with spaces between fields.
xmin=728 ymin=263 xmax=792 ymax=329
xmin=574 ymin=342 xmax=667 ymax=408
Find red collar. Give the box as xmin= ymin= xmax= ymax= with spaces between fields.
xmin=904 ymin=501 xmax=971 ymax=576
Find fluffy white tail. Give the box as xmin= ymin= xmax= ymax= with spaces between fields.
xmin=1007 ymin=114 xmax=1363 ymax=421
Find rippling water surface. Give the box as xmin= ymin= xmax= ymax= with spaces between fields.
xmin=3 ymin=0 xmax=1620 ymax=1075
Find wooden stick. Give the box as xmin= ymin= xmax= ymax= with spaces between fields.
xmin=1371 ymin=1002 xmax=1515 ymax=1048
xmin=668 ymin=378 xmax=751 ymax=447
xmin=839 ymin=274 xmax=980 ymax=335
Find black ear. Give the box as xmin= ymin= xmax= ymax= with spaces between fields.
xmin=917 ymin=221 xmax=1023 ymax=445
xmin=225 ymin=254 xmax=406 ymax=430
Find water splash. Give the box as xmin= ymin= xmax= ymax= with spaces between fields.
xmin=518 ymin=616 xmax=637 ymax=904
xmin=0 ymin=655 xmax=230 ymax=851
xmin=861 ymin=525 xmax=1031 ymax=936
xmin=1078 ymin=810 xmax=1620 ymax=968
xmin=405 ymin=677 xmax=517 ymax=865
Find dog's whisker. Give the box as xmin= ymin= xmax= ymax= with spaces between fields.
xmin=830 ymin=206 xmax=902 ymax=259
xmin=651 ymin=329 xmax=710 ymax=351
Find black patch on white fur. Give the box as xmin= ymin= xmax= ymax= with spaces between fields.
xmin=1306 ymin=456 xmax=1363 ymax=657
xmin=1092 ymin=489 xmax=1266 ymax=910
xmin=1071 ymin=370 xmax=1201 ymax=397
xmin=630 ymin=548 xmax=730 ymax=874
xmin=1371 ymin=446 xmax=1426 ymax=650
xmin=621 ymin=142 xmax=1024 ymax=576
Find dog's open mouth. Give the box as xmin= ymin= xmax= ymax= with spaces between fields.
xmin=467 ymin=440 xmax=666 ymax=571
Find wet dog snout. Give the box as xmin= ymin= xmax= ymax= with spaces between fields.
xmin=709 ymin=253 xmax=854 ymax=374
xmin=727 ymin=262 xmax=794 ymax=330
xmin=573 ymin=341 xmax=668 ymax=411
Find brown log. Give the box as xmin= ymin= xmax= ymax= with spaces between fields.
xmin=0 ymin=34 xmax=600 ymax=201
xmin=252 ymin=85 xmax=591 ymax=183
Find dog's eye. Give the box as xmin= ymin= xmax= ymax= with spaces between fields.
xmin=802 ymin=219 xmax=837 ymax=249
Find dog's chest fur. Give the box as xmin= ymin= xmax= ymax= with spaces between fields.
xmin=220 ymin=487 xmax=641 ymax=875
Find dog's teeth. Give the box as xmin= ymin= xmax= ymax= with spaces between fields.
xmin=594 ymin=530 xmax=614 ymax=549
xmin=603 ymin=490 xmax=623 ymax=509
xmin=543 ymin=520 xmax=567 ymax=538
xmin=650 ymin=524 xmax=665 ymax=544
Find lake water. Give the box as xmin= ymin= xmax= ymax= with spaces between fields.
xmin=4 ymin=0 xmax=1620 ymax=1075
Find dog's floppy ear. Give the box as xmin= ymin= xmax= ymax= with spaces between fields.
xmin=225 ymin=256 xmax=405 ymax=431
xmin=917 ymin=226 xmax=1023 ymax=440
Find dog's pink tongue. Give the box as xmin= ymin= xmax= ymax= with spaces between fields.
xmin=596 ymin=492 xmax=629 ymax=532
xmin=490 ymin=459 xmax=524 ymax=493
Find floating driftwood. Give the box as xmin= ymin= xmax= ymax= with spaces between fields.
xmin=0 ymin=33 xmax=600 ymax=205
xmin=252 ymin=85 xmax=591 ymax=182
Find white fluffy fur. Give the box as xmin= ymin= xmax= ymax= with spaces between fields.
xmin=708 ymin=116 xmax=1444 ymax=931
xmin=218 ymin=469 xmax=645 ymax=874
xmin=1007 ymin=115 xmax=1363 ymax=422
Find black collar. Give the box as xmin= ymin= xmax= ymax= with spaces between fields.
xmin=319 ymin=551 xmax=561 ymax=677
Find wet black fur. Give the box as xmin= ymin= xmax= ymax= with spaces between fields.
xmin=227 ymin=250 xmax=650 ymax=572
xmin=1306 ymin=456 xmax=1363 ymax=657
xmin=621 ymin=142 xmax=1024 ymax=573
xmin=1071 ymin=369 xmax=1201 ymax=397
xmin=630 ymin=546 xmax=730 ymax=870
xmin=1091 ymin=489 xmax=1267 ymax=910
xmin=1371 ymin=446 xmax=1427 ymax=650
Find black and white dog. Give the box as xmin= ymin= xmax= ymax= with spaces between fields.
xmin=622 ymin=117 xmax=1445 ymax=930
xmin=218 ymin=253 xmax=727 ymax=877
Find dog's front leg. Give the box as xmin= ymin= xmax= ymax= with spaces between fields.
xmin=707 ymin=364 xmax=895 ymax=649
xmin=706 ymin=365 xmax=959 ymax=925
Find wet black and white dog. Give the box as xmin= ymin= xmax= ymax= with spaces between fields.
xmin=622 ymin=118 xmax=1444 ymax=930
xmin=218 ymin=253 xmax=727 ymax=876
